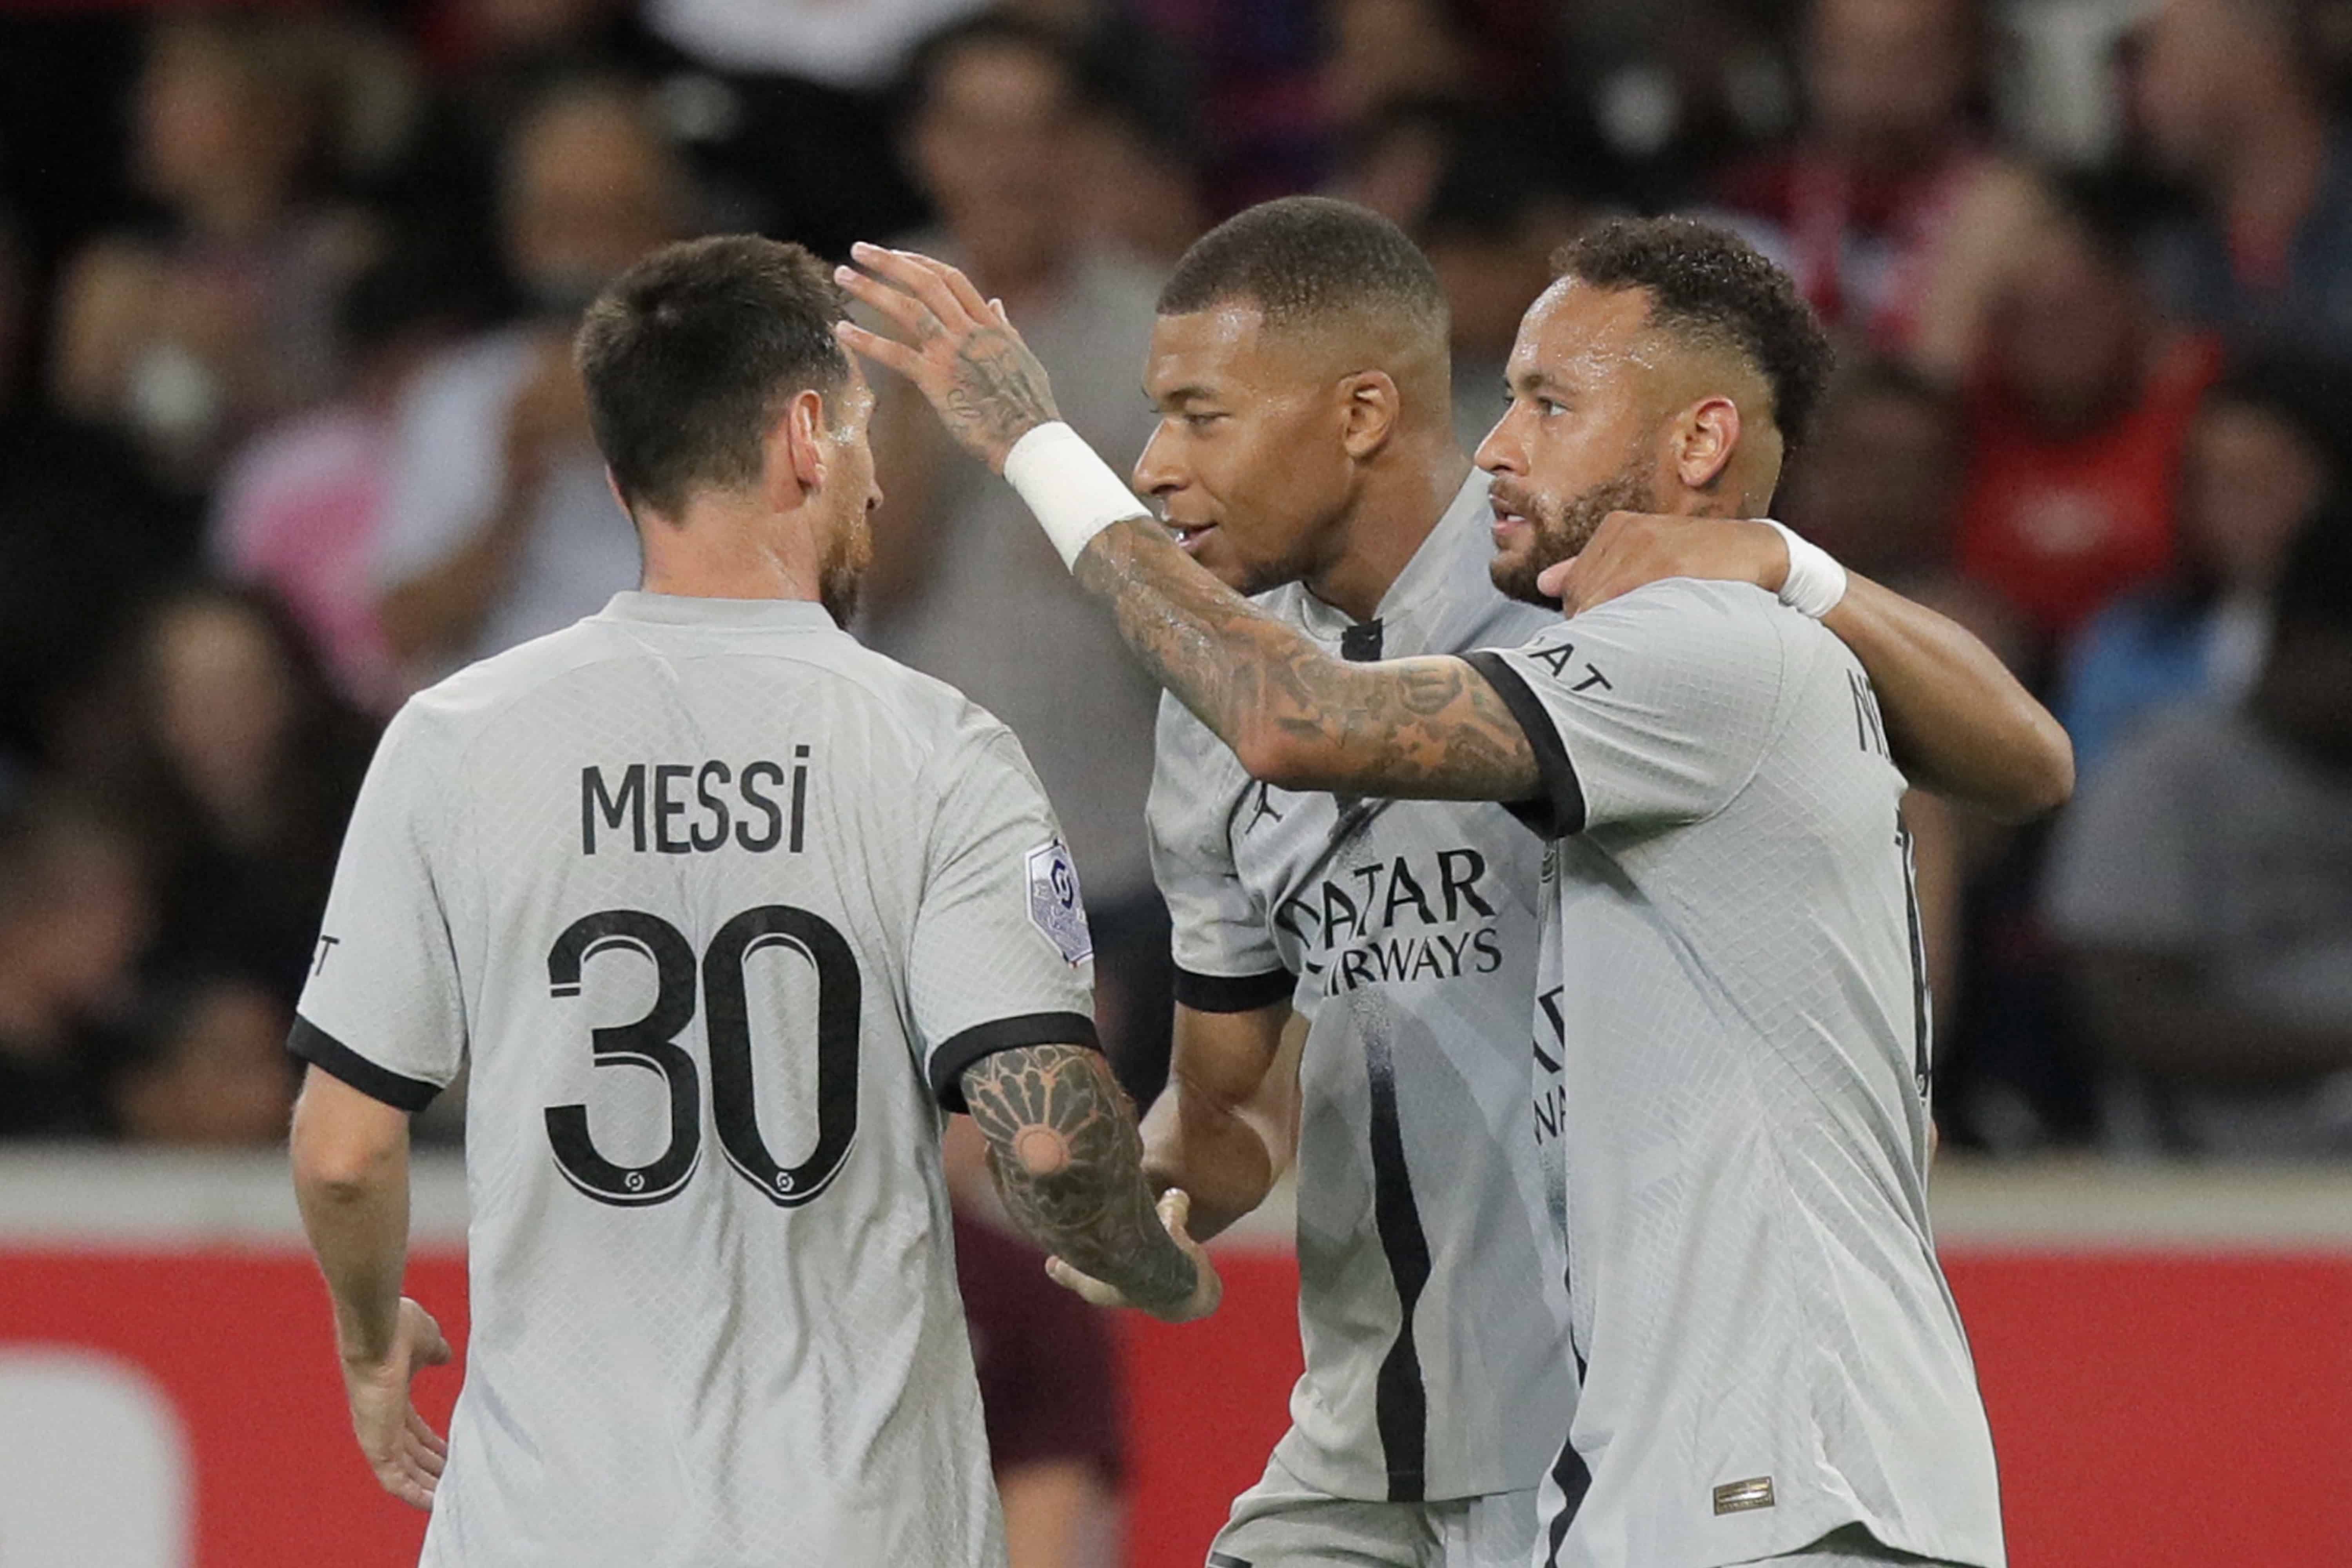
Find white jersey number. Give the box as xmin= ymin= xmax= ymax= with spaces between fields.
xmin=544 ymin=906 xmax=862 ymax=1209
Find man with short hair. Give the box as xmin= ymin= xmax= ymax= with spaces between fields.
xmin=288 ymin=234 xmax=1215 ymax=1568
xmin=843 ymin=214 xmax=2056 ymax=1567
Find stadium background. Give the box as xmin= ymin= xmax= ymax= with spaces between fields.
xmin=0 ymin=0 xmax=2347 ymax=1563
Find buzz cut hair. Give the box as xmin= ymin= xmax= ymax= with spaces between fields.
xmin=1553 ymin=216 xmax=1836 ymax=457
xmin=574 ymin=234 xmax=849 ymax=521
xmin=1157 ymin=196 xmax=1446 ymax=335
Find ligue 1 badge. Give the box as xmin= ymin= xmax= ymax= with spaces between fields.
xmin=1025 ymin=838 xmax=1094 ymax=965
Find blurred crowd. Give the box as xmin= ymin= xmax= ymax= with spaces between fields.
xmin=1 ymin=0 xmax=2349 ymax=1179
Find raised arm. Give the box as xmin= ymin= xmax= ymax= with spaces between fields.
xmin=1543 ymin=511 xmax=2074 ymax=821
xmin=832 ymin=245 xmax=1543 ymax=807
xmin=960 ymin=1042 xmax=1221 ymax=1323
xmin=1140 ymin=1000 xmax=1299 ymax=1241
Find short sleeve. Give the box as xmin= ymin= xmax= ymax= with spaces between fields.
xmin=1145 ymin=695 xmax=1291 ymax=1014
xmin=911 ymin=727 xmax=1102 ymax=1111
xmin=2042 ymin=719 xmax=2205 ymax=954
xmin=1463 ymin=579 xmax=1792 ymax=839
xmin=290 ymin=704 xmax=466 ymax=1109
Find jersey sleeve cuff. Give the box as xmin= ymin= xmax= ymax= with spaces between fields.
xmin=287 ymin=1014 xmax=443 ymax=1112
xmin=1463 ymin=650 xmax=1587 ymax=839
xmin=931 ymin=1011 xmax=1103 ymax=1113
xmin=1173 ymin=965 xmax=1294 ymax=1014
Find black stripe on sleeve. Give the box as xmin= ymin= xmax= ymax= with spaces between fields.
xmin=1172 ymin=965 xmax=1295 ymax=1014
xmin=1463 ymin=649 xmax=1586 ymax=839
xmin=931 ymin=1011 xmax=1103 ymax=1112
xmin=287 ymin=1014 xmax=442 ymax=1112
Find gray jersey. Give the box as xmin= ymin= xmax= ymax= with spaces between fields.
xmin=1465 ymin=581 xmax=2004 ymax=1568
xmin=1148 ymin=474 xmax=1574 ymax=1504
xmin=293 ymin=593 xmax=1102 ymax=1568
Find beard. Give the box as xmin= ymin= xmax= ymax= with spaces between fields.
xmin=1488 ymin=469 xmax=1660 ymax=604
xmin=818 ymin=510 xmax=873 ymax=627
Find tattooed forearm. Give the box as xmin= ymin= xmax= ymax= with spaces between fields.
xmin=961 ymin=1043 xmax=1200 ymax=1316
xmin=1074 ymin=518 xmax=1542 ymax=802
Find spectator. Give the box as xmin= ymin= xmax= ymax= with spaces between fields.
xmin=2046 ymin=503 xmax=2352 ymax=1156
xmin=1065 ymin=16 xmax=1211 ymax=266
xmin=1711 ymin=0 xmax=2045 ymax=373
xmin=50 ymin=15 xmax=376 ymax=490
xmin=0 ymin=797 xmax=150 ymax=1141
xmin=1956 ymin=173 xmax=2222 ymax=656
xmin=372 ymin=77 xmax=690 ymax=677
xmin=635 ymin=0 xmax=970 ymax=258
xmin=1413 ymin=126 xmax=1589 ymax=454
xmin=0 ymin=213 xmax=191 ymax=773
xmin=108 ymin=976 xmax=294 ymax=1147
xmin=941 ymin=1119 xmax=1126 ymax=1568
xmin=864 ymin=15 xmax=1170 ymax=1096
xmin=212 ymin=245 xmax=466 ymax=713
xmin=127 ymin=586 xmax=376 ymax=1008
xmin=2132 ymin=0 xmax=2352 ymax=352
xmin=2058 ymin=350 xmax=2352 ymax=778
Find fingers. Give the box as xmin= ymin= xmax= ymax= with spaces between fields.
xmin=407 ymin=1406 xmax=449 ymax=1465
xmin=1044 ymin=1256 xmax=1132 ymax=1308
xmin=833 ymin=320 xmax=925 ymax=381
xmin=1536 ymin=556 xmax=1580 ymax=607
xmin=1157 ymin=1187 xmax=1194 ymax=1241
xmin=832 ymin=262 xmax=941 ymax=346
xmin=848 ymin=244 xmax=980 ymax=339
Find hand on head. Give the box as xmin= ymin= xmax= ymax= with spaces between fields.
xmin=832 ymin=244 xmax=1062 ymax=473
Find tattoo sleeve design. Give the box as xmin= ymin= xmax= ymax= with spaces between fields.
xmin=961 ymin=1042 xmax=1198 ymax=1314
xmin=1073 ymin=518 xmax=1543 ymax=801
xmin=941 ymin=328 xmax=1059 ymax=463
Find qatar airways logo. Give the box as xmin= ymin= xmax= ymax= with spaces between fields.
xmin=1272 ymin=847 xmax=1504 ymax=996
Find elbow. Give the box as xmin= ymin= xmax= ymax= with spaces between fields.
xmin=2010 ymin=718 xmax=2077 ymax=822
xmin=289 ymin=1098 xmax=401 ymax=1203
xmin=1231 ymin=722 xmax=1347 ymax=796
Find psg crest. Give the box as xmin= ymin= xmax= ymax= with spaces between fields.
xmin=1025 ymin=839 xmax=1094 ymax=965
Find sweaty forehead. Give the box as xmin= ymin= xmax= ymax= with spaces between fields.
xmin=1510 ymin=279 xmax=1658 ymax=387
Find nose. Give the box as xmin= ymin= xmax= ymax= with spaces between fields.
xmin=1132 ymin=422 xmax=1183 ymax=498
xmin=1474 ymin=406 xmax=1524 ymax=476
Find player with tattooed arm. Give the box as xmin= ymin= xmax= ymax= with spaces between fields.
xmin=287 ymin=236 xmax=1214 ymax=1568
xmin=838 ymin=216 xmax=2065 ymax=1568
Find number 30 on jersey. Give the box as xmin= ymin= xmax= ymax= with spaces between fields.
xmin=542 ymin=906 xmax=860 ymax=1209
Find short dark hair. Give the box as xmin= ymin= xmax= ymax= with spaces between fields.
xmin=1553 ymin=216 xmax=1836 ymax=457
xmin=2207 ymin=348 xmax=2352 ymax=485
xmin=1158 ymin=196 xmax=1446 ymax=334
xmin=903 ymin=13 xmax=1080 ymax=122
xmin=574 ymin=235 xmax=848 ymax=519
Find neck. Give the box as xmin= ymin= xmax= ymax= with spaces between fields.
xmin=1303 ymin=436 xmax=1474 ymax=623
xmin=637 ymin=494 xmax=828 ymax=602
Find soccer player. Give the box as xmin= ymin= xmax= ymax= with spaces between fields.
xmin=838 ymin=216 xmax=2062 ymax=1568
xmin=285 ymin=234 xmax=1216 ymax=1568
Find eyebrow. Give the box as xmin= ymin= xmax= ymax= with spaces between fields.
xmin=1151 ymin=383 xmax=1220 ymax=407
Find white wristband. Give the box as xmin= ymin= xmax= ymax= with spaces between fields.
xmin=1002 ymin=421 xmax=1149 ymax=569
xmin=1759 ymin=518 xmax=1848 ymax=619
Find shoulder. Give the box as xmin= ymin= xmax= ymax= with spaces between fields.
xmin=1543 ymin=577 xmax=1798 ymax=668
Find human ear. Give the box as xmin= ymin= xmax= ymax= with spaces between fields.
xmin=769 ymin=388 xmax=828 ymax=506
xmin=1338 ymin=370 xmax=1402 ymax=459
xmin=1678 ymin=396 xmax=1741 ymax=491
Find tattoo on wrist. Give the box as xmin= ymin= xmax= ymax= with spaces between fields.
xmin=961 ymin=1043 xmax=1197 ymax=1312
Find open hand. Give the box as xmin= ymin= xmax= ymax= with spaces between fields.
xmin=832 ymin=244 xmax=1060 ymax=473
xmin=1045 ymin=1188 xmax=1224 ymax=1325
xmin=1536 ymin=512 xmax=1789 ymax=616
xmin=341 ymin=1297 xmax=452 ymax=1511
